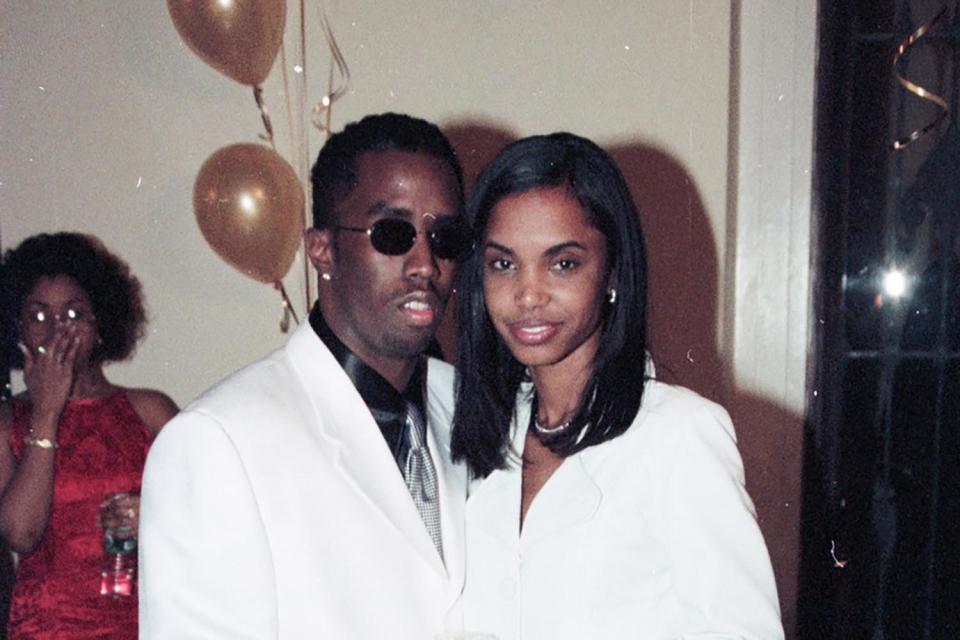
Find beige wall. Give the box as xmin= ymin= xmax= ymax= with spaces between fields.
xmin=1 ymin=2 xmax=813 ymax=636
xmin=1 ymin=1 xmax=734 ymax=402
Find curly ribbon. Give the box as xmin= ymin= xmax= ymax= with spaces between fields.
xmin=891 ymin=7 xmax=950 ymax=150
xmin=254 ymin=88 xmax=294 ymax=335
xmin=275 ymin=281 xmax=300 ymax=333
xmin=264 ymin=3 xmax=350 ymax=331
xmin=253 ymin=86 xmax=278 ymax=150
xmin=312 ymin=9 xmax=351 ymax=136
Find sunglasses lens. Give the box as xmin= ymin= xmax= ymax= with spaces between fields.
xmin=369 ymin=219 xmax=417 ymax=255
xmin=365 ymin=216 xmax=473 ymax=259
xmin=430 ymin=218 xmax=474 ymax=260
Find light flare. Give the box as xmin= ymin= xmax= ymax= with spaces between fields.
xmin=882 ymin=269 xmax=908 ymax=298
xmin=238 ymin=193 xmax=256 ymax=215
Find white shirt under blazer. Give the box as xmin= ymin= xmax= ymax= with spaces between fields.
xmin=461 ymin=378 xmax=784 ymax=640
xmin=139 ymin=321 xmax=467 ymax=639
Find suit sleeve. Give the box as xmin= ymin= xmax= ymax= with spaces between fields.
xmin=657 ymin=400 xmax=785 ymax=640
xmin=139 ymin=411 xmax=278 ymax=639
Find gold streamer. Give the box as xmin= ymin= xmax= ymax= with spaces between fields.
xmin=278 ymin=30 xmax=299 ymax=176
xmin=299 ymin=0 xmax=313 ymax=313
xmin=275 ymin=281 xmax=301 ymax=333
xmin=262 ymin=4 xmax=351 ymax=331
xmin=312 ymin=9 xmax=351 ymax=135
xmin=277 ymin=0 xmax=314 ymax=319
xmin=254 ymin=86 xmax=291 ymax=333
xmin=253 ymin=86 xmax=277 ymax=151
xmin=891 ymin=8 xmax=950 ymax=150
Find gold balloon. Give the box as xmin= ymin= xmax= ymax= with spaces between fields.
xmin=194 ymin=144 xmax=304 ymax=284
xmin=168 ymin=0 xmax=286 ymax=86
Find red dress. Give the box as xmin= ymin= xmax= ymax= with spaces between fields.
xmin=6 ymin=391 xmax=151 ymax=639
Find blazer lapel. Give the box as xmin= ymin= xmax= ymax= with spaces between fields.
xmin=425 ymin=359 xmax=467 ymax=602
xmin=463 ymin=397 xmax=531 ymax=549
xmin=519 ymin=454 xmax=603 ymax=551
xmin=465 ymin=463 xmax=521 ymax=549
xmin=283 ymin=324 xmax=444 ymax=574
xmin=511 ymin=390 xmax=604 ymax=551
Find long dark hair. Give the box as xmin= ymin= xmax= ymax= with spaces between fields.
xmin=451 ymin=133 xmax=649 ymax=478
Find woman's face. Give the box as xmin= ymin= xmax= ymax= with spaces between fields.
xmin=19 ymin=275 xmax=99 ymax=367
xmin=482 ymin=186 xmax=610 ymax=374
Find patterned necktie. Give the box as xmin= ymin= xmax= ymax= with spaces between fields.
xmin=403 ymin=401 xmax=444 ymax=560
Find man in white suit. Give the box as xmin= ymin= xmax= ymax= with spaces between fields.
xmin=139 ymin=113 xmax=474 ymax=639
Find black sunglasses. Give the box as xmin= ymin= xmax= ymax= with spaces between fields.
xmin=334 ymin=216 xmax=474 ymax=261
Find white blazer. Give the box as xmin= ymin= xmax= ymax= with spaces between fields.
xmin=139 ymin=322 xmax=467 ymax=639
xmin=461 ymin=380 xmax=784 ymax=640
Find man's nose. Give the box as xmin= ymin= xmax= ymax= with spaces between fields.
xmin=404 ymin=233 xmax=439 ymax=280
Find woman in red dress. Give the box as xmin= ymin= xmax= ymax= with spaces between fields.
xmin=0 ymin=232 xmax=178 ymax=639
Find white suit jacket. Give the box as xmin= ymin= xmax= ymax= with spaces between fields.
xmin=462 ymin=380 xmax=784 ymax=640
xmin=139 ymin=322 xmax=467 ymax=639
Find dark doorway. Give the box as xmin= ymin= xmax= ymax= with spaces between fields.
xmin=802 ymin=2 xmax=960 ymax=638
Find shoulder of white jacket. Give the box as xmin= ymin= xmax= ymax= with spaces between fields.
xmin=426 ymin=358 xmax=455 ymax=402
xmin=635 ymin=379 xmax=737 ymax=444
xmin=642 ymin=378 xmax=728 ymax=416
xmin=427 ymin=356 xmax=455 ymax=382
xmin=164 ymin=334 xmax=320 ymax=440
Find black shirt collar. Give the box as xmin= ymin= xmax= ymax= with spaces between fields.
xmin=309 ymin=304 xmax=426 ymax=463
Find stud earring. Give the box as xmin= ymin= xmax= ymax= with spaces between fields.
xmin=320 ymin=273 xmax=332 ymax=282
xmin=607 ymin=289 xmax=617 ymax=304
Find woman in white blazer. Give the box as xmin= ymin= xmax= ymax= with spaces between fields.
xmin=451 ymin=133 xmax=784 ymax=640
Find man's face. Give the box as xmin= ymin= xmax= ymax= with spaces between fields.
xmin=308 ymin=149 xmax=463 ymax=379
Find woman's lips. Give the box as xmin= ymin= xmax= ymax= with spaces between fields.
xmin=507 ymin=320 xmax=559 ymax=346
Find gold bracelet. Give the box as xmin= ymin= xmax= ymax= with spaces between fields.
xmin=23 ymin=435 xmax=58 ymax=450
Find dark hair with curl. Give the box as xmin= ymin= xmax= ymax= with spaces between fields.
xmin=2 ymin=232 xmax=146 ymax=368
xmin=451 ymin=132 xmax=649 ymax=478
xmin=310 ymin=112 xmax=464 ymax=229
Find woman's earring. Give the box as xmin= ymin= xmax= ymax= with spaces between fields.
xmin=320 ymin=272 xmax=332 ymax=282
xmin=607 ymin=289 xmax=617 ymax=304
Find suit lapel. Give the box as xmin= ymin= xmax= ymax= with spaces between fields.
xmin=519 ymin=453 xmax=603 ymax=551
xmin=467 ymin=389 xmax=604 ymax=552
xmin=464 ymin=397 xmax=530 ymax=549
xmin=425 ymin=359 xmax=467 ymax=603
xmin=515 ymin=389 xmax=602 ymax=549
xmin=464 ymin=462 xmax=521 ymax=551
xmin=283 ymin=324 xmax=445 ymax=574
